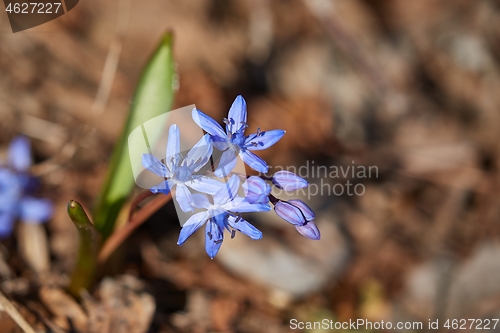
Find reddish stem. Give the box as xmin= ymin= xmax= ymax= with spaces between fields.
xmin=97 ymin=193 xmax=172 ymax=264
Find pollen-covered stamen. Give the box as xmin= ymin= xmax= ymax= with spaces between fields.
xmin=224 ymin=117 xmax=236 ymax=133
xmin=223 ymin=118 xmax=230 ymax=133
xmin=238 ymin=122 xmax=249 ymax=133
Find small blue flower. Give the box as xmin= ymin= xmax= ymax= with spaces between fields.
xmin=271 ymin=171 xmax=308 ymax=191
xmin=192 ymin=95 xmax=285 ymax=175
xmin=142 ymin=124 xmax=221 ymax=212
xmin=177 ymin=174 xmax=270 ymax=258
xmin=0 ymin=136 xmax=53 ymax=237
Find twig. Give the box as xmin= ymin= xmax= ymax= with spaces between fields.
xmin=97 ymin=193 xmax=172 ymax=264
xmin=0 ymin=291 xmax=37 ymax=333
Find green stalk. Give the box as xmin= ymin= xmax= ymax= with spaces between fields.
xmin=67 ymin=200 xmax=99 ymax=298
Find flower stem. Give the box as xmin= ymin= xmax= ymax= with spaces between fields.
xmin=67 ymin=200 xmax=99 ymax=298
xmin=97 ymin=193 xmax=172 ymax=265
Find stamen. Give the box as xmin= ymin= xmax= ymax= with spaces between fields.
xmin=231 ymin=230 xmax=236 ymax=239
xmin=207 ymin=231 xmax=212 ymax=240
xmin=214 ymin=239 xmax=223 ymax=244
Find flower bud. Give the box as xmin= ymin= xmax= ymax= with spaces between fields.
xmin=274 ymin=199 xmax=314 ymax=225
xmin=288 ymin=199 xmax=315 ymax=221
xmin=271 ymin=171 xmax=308 ymax=191
xmin=295 ymin=221 xmax=320 ymax=240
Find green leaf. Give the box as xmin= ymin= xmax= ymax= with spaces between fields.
xmin=67 ymin=200 xmax=99 ymax=297
xmin=93 ymin=32 xmax=176 ymax=239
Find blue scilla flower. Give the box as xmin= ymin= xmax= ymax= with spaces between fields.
xmin=192 ymin=95 xmax=285 ymax=175
xmin=142 ymin=124 xmax=222 ymax=213
xmin=177 ymin=174 xmax=270 ymax=258
xmin=0 ymin=136 xmax=53 ymax=237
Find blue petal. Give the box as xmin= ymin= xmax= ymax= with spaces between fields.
xmin=242 ymin=176 xmax=270 ymax=204
xmin=19 ymin=197 xmax=53 ymax=223
xmin=0 ymin=168 xmax=22 ymax=207
xmin=177 ymin=211 xmax=209 ymax=245
xmin=8 ymin=136 xmax=31 ymax=172
xmin=185 ymin=177 xmax=224 ymax=195
xmin=212 ymin=136 xmax=229 ymax=151
xmin=295 ymin=221 xmax=321 ymax=240
xmin=150 ymin=180 xmax=172 ymax=195
xmin=192 ymin=108 xmax=227 ymax=138
xmin=205 ymin=218 xmax=224 ymax=259
xmin=239 ymin=150 xmax=268 ymax=173
xmin=227 ymin=215 xmax=262 ymax=240
xmin=214 ymin=149 xmax=238 ymax=178
xmin=271 ymin=171 xmax=308 ymax=191
xmin=166 ymin=124 xmax=181 ymax=170
xmin=185 ymin=134 xmax=213 ymax=172
xmin=142 ymin=154 xmax=169 ymax=177
xmin=174 ymin=183 xmax=195 ymax=213
xmin=227 ymin=95 xmax=247 ymax=134
xmin=0 ymin=211 xmax=15 ymax=238
xmin=190 ymin=193 xmax=212 ymax=209
xmin=213 ymin=174 xmax=240 ymax=206
xmin=223 ymin=197 xmax=271 ymax=213
xmin=288 ymin=199 xmax=315 ymax=221
xmin=244 ymin=129 xmax=285 ymax=151
xmin=274 ymin=201 xmax=305 ymax=225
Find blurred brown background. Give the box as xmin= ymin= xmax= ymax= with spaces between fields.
xmin=2 ymin=0 xmax=500 ymax=332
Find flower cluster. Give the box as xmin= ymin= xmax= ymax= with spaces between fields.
xmin=142 ymin=96 xmax=320 ymax=258
xmin=0 ymin=136 xmax=53 ymax=237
